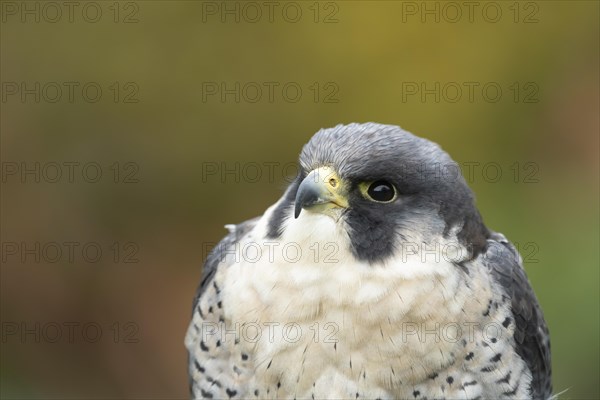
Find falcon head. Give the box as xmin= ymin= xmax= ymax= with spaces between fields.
xmin=266 ymin=123 xmax=489 ymax=264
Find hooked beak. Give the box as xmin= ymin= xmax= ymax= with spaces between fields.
xmin=294 ymin=166 xmax=349 ymax=219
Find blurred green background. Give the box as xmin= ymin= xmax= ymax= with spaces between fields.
xmin=1 ymin=1 xmax=598 ymax=399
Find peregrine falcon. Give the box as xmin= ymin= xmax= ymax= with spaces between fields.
xmin=185 ymin=123 xmax=552 ymax=400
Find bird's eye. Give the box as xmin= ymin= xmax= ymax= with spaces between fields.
xmin=365 ymin=180 xmax=396 ymax=203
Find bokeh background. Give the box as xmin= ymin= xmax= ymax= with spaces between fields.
xmin=1 ymin=1 xmax=598 ymax=399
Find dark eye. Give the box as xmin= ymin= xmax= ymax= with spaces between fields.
xmin=366 ymin=180 xmax=396 ymax=203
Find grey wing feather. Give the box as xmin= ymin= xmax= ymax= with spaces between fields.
xmin=484 ymin=232 xmax=552 ymax=400
xmin=192 ymin=217 xmax=259 ymax=313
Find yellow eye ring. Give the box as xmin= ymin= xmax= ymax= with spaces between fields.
xmin=359 ymin=180 xmax=397 ymax=203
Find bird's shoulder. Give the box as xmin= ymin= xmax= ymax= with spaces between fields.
xmin=192 ymin=217 xmax=260 ymax=312
xmin=481 ymin=231 xmax=552 ymax=399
